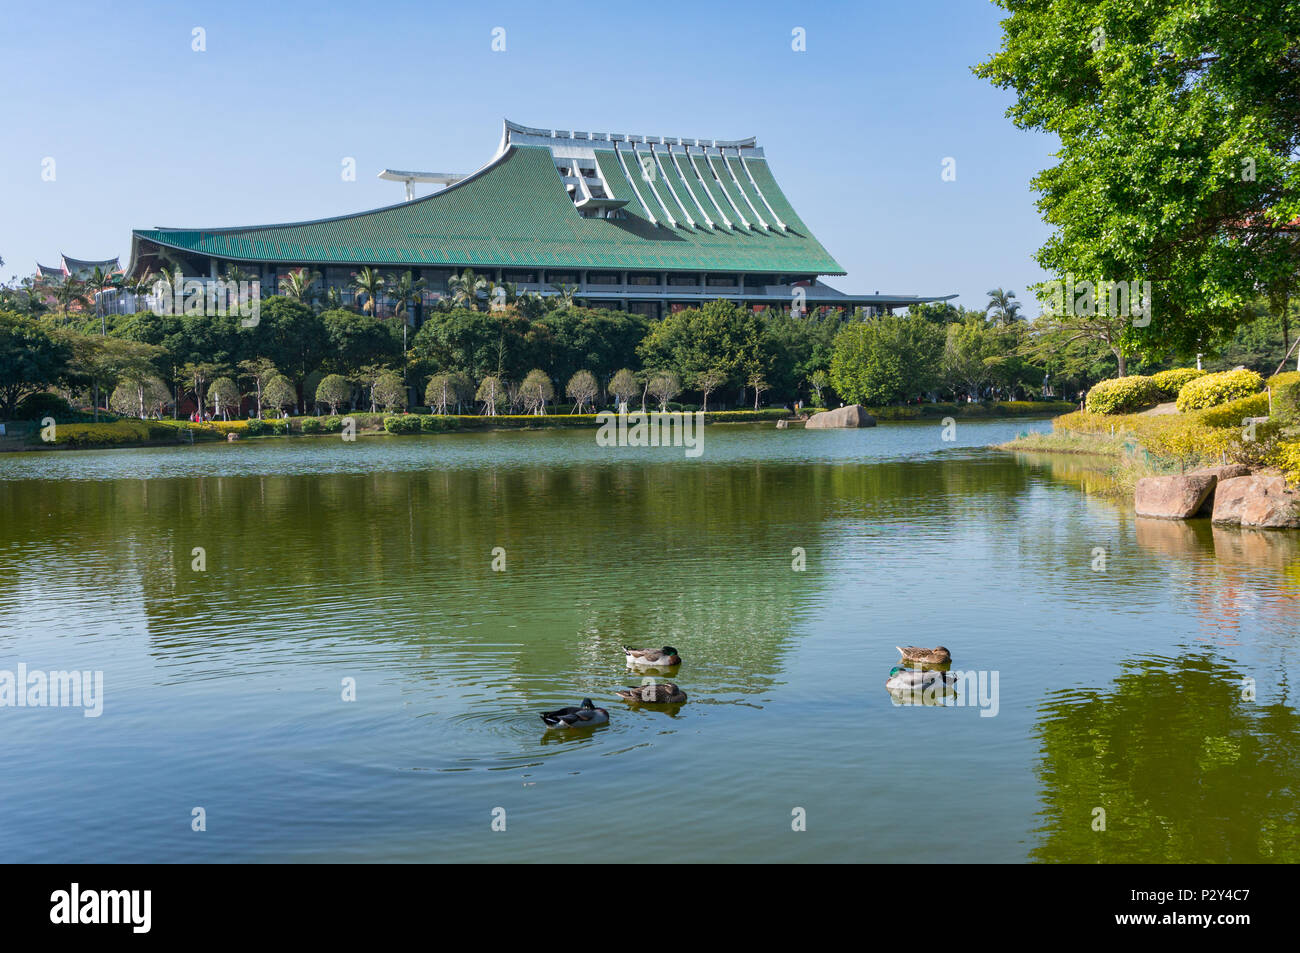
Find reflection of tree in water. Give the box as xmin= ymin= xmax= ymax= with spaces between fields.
xmin=1033 ymin=652 xmax=1300 ymax=862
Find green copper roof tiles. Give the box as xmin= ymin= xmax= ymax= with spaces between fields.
xmin=135 ymin=145 xmax=844 ymax=275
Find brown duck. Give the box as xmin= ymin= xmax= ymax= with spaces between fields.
xmin=615 ymin=682 xmax=687 ymax=704
xmin=896 ymin=645 xmax=951 ymax=665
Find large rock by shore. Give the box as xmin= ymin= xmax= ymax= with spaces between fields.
xmin=1134 ymin=474 xmax=1217 ymax=519
xmin=1211 ymin=475 xmax=1300 ymax=529
xmin=805 ymin=405 xmax=877 ymax=429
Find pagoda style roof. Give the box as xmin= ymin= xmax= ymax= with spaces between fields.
xmin=36 ymin=262 xmax=66 ymax=278
xmin=129 ymin=121 xmax=844 ymax=276
xmin=62 ymin=254 xmax=121 ymax=275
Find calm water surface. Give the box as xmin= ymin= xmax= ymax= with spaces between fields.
xmin=2 ymin=419 xmax=1297 ymax=862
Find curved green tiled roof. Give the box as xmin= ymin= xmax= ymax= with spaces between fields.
xmin=133 ymin=144 xmax=844 ymax=275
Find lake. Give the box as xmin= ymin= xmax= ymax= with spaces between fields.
xmin=2 ymin=419 xmax=1298 ymax=862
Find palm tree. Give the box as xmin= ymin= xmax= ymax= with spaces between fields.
xmin=549 ymin=282 xmax=577 ymax=308
xmin=350 ymin=267 xmax=386 ymax=317
xmin=986 ymin=288 xmax=1023 ymax=325
xmin=447 ymin=265 xmax=488 ymax=310
xmin=85 ymin=266 xmax=117 ymax=334
xmin=387 ymin=271 xmax=427 ymax=324
xmin=50 ymin=275 xmax=88 ymax=323
xmin=279 ymin=267 xmax=321 ymax=306
xmin=448 ymin=268 xmax=488 ymax=311
xmin=222 ymin=263 xmax=255 ymax=285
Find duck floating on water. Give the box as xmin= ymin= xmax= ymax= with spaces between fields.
xmin=885 ymin=666 xmax=957 ymax=693
xmin=896 ymin=645 xmax=951 ymax=666
xmin=615 ymin=682 xmax=687 ymax=704
xmin=540 ymin=698 xmax=609 ymax=728
xmin=623 ymin=646 xmax=682 ymax=667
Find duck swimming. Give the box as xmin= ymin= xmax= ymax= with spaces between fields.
xmin=540 ymin=698 xmax=609 ymax=728
xmin=896 ymin=645 xmax=951 ymax=665
xmin=885 ymin=666 xmax=957 ymax=692
xmin=615 ymin=683 xmax=687 ymax=704
xmin=623 ymin=646 xmax=682 ymax=667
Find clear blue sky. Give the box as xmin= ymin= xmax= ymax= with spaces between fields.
xmin=0 ymin=0 xmax=1056 ymax=310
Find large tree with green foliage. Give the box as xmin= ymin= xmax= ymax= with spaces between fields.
xmin=0 ymin=311 xmax=72 ymax=417
xmin=976 ymin=0 xmax=1300 ymax=366
xmin=830 ymin=314 xmax=944 ymax=406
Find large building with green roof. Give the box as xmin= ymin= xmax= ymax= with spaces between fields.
xmin=126 ymin=120 xmax=951 ymax=319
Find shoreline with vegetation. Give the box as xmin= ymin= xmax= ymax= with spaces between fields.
xmin=997 ymin=368 xmax=1300 ymax=497
xmin=4 ymin=400 xmax=1074 ymax=451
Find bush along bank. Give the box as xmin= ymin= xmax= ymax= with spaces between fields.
xmin=999 ymin=399 xmax=1300 ymax=528
xmin=19 ymin=400 xmax=1074 ymax=451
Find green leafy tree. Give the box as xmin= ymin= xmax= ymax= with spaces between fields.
xmin=475 ymin=374 xmax=505 ymax=416
xmin=976 ymin=0 xmax=1300 ymax=361
xmin=830 ymin=314 xmax=944 ymax=406
xmin=609 ymin=367 xmax=638 ymax=411
xmin=372 ymin=370 xmax=406 ymax=412
xmin=0 ymin=311 xmax=72 ymax=417
xmin=519 ymin=368 xmax=554 ymax=414
xmin=208 ymin=376 xmax=241 ymax=419
xmin=695 ymin=366 xmax=727 ymax=412
xmin=238 ymin=357 xmax=279 ymax=418
xmin=647 ymin=369 xmax=681 ymax=411
xmin=565 ymin=369 xmax=598 ymax=413
xmin=315 ymin=373 xmax=351 ymax=415
xmin=263 ymin=374 xmax=297 ymax=418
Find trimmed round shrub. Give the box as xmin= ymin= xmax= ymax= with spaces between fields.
xmin=14 ymin=391 xmax=74 ymax=420
xmin=1196 ymin=392 xmax=1270 ymax=427
xmin=418 ymin=414 xmax=444 ymax=433
xmin=1085 ymin=376 xmax=1159 ymax=415
xmin=245 ymin=418 xmax=266 ymax=436
xmin=1150 ymin=367 xmax=1205 ymax=400
xmin=300 ymin=417 xmax=323 ymax=434
xmin=1268 ymin=371 xmax=1300 ymax=423
xmin=269 ymin=419 xmax=290 ymax=436
xmin=320 ymin=415 xmax=345 ymax=433
xmin=384 ymin=415 xmax=421 ymax=434
xmin=1175 ymin=368 xmax=1263 ymax=412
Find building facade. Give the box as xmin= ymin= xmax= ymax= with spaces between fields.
xmin=126 ymin=120 xmax=951 ymax=319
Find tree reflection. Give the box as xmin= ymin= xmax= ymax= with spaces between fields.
xmin=1033 ymin=652 xmax=1300 ymax=862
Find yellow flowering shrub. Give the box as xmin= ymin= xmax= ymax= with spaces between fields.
xmin=1150 ymin=367 xmax=1205 ymax=400
xmin=1175 ymin=368 xmax=1263 ymax=411
xmin=1085 ymin=376 xmax=1159 ymax=414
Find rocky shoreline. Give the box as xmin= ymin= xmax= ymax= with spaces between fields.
xmin=1135 ymin=467 xmax=1300 ymax=529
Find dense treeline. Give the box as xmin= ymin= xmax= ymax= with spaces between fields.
xmin=4 ymin=281 xmax=1294 ymax=421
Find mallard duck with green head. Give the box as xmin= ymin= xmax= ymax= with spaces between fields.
xmin=623 ymin=645 xmax=682 ymax=667
xmin=885 ymin=666 xmax=957 ymax=692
